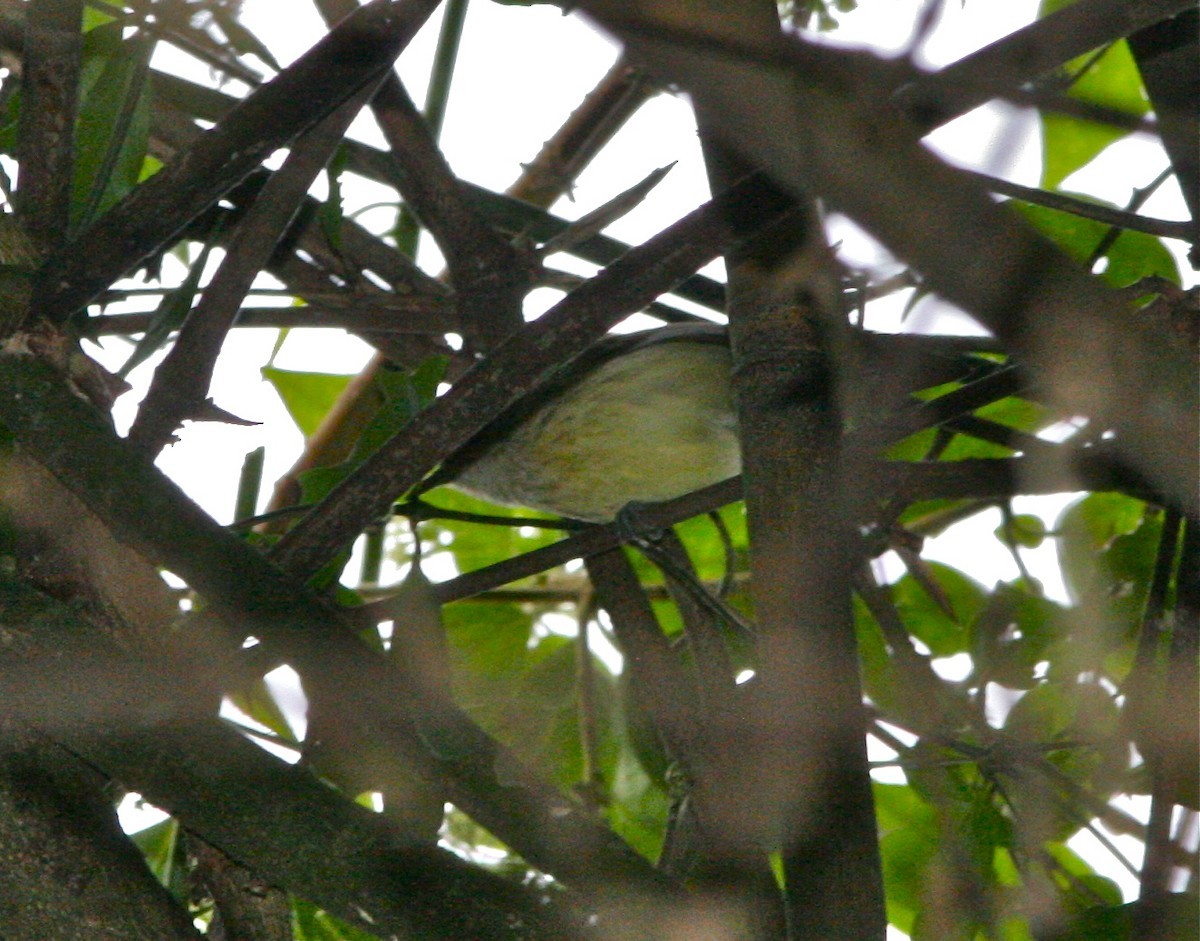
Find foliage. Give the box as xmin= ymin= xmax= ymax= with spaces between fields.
xmin=0 ymin=0 xmax=1193 ymax=940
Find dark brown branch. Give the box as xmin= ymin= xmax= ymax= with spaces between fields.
xmin=0 ymin=729 xmax=201 ymax=941
xmin=15 ymin=0 xmax=82 ymax=255
xmin=187 ymin=838 xmax=292 ymax=941
xmin=585 ymin=547 xmax=703 ymax=770
xmin=268 ymin=172 xmax=795 ymax=578
xmin=1129 ymin=9 xmax=1199 ymax=250
xmin=0 ymin=575 xmax=585 ymax=941
xmin=0 ymin=350 xmax=676 ymax=900
xmin=35 ymin=0 xmax=440 ymax=323
xmin=511 ymin=56 xmax=658 ymax=206
xmin=316 ymin=0 xmax=531 ymax=349
xmin=848 ymin=363 xmax=1024 ymax=456
xmin=127 ymin=87 xmax=377 ymax=455
xmin=585 ymin=546 xmax=785 ymax=933
xmin=83 ymin=298 xmax=455 ymax=337
xmin=894 ymin=0 xmax=1196 ymax=131
xmin=378 ymin=449 xmax=1155 ymax=612
xmin=960 ymin=166 xmax=1193 ymax=242
xmin=580 ymin=1 xmax=1198 ymax=513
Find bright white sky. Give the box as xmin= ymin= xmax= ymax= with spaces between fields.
xmin=97 ymin=0 xmax=1192 ymax=904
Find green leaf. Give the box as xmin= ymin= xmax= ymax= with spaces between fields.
xmin=1044 ymin=842 xmax=1124 ymax=910
xmin=971 ymin=581 xmax=1066 ymax=689
xmin=119 ymin=235 xmax=219 ymax=378
xmin=227 ymin=676 xmax=300 ymax=743
xmin=72 ymin=27 xmax=154 ymax=230
xmin=874 ymin=781 xmax=935 ymax=836
xmin=283 ymin=358 xmax=445 ymax=508
xmin=130 ymin=816 xmax=187 ymax=900
xmin=892 ymin=562 xmax=986 ymax=657
xmin=262 ymin=366 xmax=353 ymax=438
xmin=321 ymin=144 xmax=350 ymax=253
xmin=1036 ymin=0 xmax=1149 ymax=191
xmin=82 ymin=7 xmax=116 ymax=30
xmin=420 ymin=486 xmax=563 ymax=575
xmin=1058 ymin=492 xmax=1146 ymax=552
xmin=292 ymin=898 xmax=379 ymax=941
xmin=1056 ymin=495 xmax=1159 ymax=634
xmin=1013 ymin=200 xmax=1180 ymax=288
xmin=879 ymin=824 xmax=936 ymax=935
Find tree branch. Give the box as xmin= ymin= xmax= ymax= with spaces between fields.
xmin=894 ymin=0 xmax=1196 ymax=131
xmin=268 ymin=172 xmax=795 ymax=578
xmin=578 ymin=0 xmax=1198 ymax=513
xmin=14 ymin=0 xmax=81 ymax=257
xmin=0 ymin=349 xmax=678 ymax=901
xmin=0 ymin=574 xmax=586 ymax=941
xmin=35 ymin=0 xmax=439 ymax=323
xmin=126 ymin=86 xmax=379 ymax=455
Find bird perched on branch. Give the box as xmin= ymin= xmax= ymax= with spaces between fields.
xmin=420 ymin=321 xmax=739 ymax=522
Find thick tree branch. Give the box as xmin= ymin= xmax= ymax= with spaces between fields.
xmin=15 ymin=0 xmax=81 ymax=255
xmin=0 ymin=730 xmax=201 ymax=941
xmin=0 ymin=575 xmax=585 ymax=941
xmin=0 ymin=349 xmax=677 ymax=901
xmin=894 ymin=0 xmax=1195 ymax=130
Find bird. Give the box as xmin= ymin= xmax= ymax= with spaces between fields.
xmin=420 ymin=321 xmax=739 ymax=523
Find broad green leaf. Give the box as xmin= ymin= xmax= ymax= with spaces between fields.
xmin=1058 ymin=492 xmax=1146 ymax=552
xmin=1036 ymin=0 xmax=1149 ymax=192
xmin=892 ymin=562 xmax=986 ymax=656
xmin=1057 ymin=495 xmax=1159 ymax=633
xmin=873 ymin=782 xmax=935 ymax=836
xmin=273 ymin=357 xmax=448 ymax=506
xmin=1044 ymin=841 xmax=1124 ymax=910
xmin=1014 ymin=200 xmax=1180 ymax=287
xmin=603 ymin=733 xmax=668 ymax=861
xmin=879 ymin=825 xmax=936 ymax=935
xmin=420 ymin=485 xmax=563 ymax=575
xmin=262 ymin=366 xmax=354 ymax=439
xmin=971 ymin=581 xmax=1066 ymax=690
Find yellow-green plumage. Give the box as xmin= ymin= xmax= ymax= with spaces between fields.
xmin=452 ymin=333 xmax=739 ymax=522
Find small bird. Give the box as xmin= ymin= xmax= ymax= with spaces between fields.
xmin=423 ymin=322 xmax=739 ymax=522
